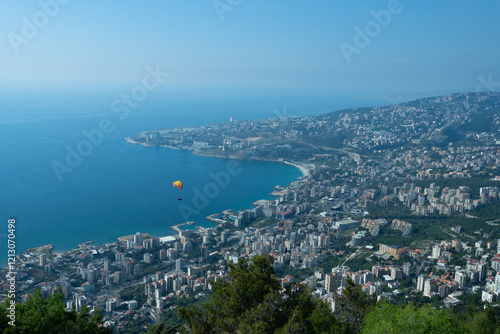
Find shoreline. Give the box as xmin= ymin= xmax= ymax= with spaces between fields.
xmin=5 ymin=139 xmax=311 ymax=267
xmin=125 ymin=137 xmax=314 ymax=237
xmin=126 ymin=136 xmax=312 ymax=178
xmin=283 ymin=161 xmax=311 ymax=178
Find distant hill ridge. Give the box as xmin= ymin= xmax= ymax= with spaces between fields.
xmin=309 ymin=91 xmax=500 ymax=153
xmin=128 ymin=91 xmax=500 ymax=159
xmin=320 ymin=91 xmax=500 ymax=118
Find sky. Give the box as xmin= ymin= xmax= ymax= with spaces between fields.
xmin=1 ymin=0 xmax=499 ymax=102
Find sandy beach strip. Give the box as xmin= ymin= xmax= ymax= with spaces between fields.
xmin=283 ymin=161 xmax=310 ymax=178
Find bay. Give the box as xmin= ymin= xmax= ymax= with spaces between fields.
xmin=0 ymin=95 xmax=309 ymax=266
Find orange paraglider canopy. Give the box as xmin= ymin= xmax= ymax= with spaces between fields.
xmin=172 ymin=180 xmax=183 ymax=190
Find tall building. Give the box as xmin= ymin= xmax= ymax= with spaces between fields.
xmin=165 ymin=275 xmax=173 ymax=291
xmin=156 ymin=297 xmax=165 ymax=310
xmin=142 ymin=239 xmax=152 ymax=250
xmin=432 ymin=245 xmax=443 ymax=259
xmin=455 ymin=270 xmax=467 ymax=288
xmin=417 ymin=274 xmax=426 ymax=291
xmin=325 ymin=270 xmax=343 ymax=293
xmin=390 ymin=267 xmax=402 ymax=280
xmin=144 ymin=253 xmax=153 ymax=264
xmin=134 ymin=232 xmax=143 ymax=246
xmin=201 ymin=246 xmax=209 ymax=260
xmin=115 ymin=252 xmax=125 ymax=261
xmin=73 ymin=293 xmax=87 ymax=312
xmin=468 ymin=270 xmax=479 ymax=283
xmin=106 ymin=298 xmax=117 ymax=312
xmin=173 ymin=278 xmax=182 ymax=291
xmin=424 ymin=279 xmax=437 ymax=296
xmin=188 ymin=266 xmax=200 ymax=278
xmin=39 ymin=254 xmax=47 ymax=266
xmin=80 ymin=267 xmax=87 ymax=280
xmin=494 ymin=274 xmax=500 ymax=293
xmin=183 ymin=241 xmax=193 ymax=253
xmin=309 ymin=276 xmax=317 ymax=289
xmin=159 ymin=249 xmax=167 ymax=261
xmin=105 ymin=274 xmax=114 ymax=286
xmin=362 ymin=271 xmax=374 ymax=284
xmin=168 ymin=249 xmax=178 ymax=262
xmin=151 ymin=237 xmax=160 ymax=249
xmin=87 ymin=269 xmax=96 ymax=283
xmin=175 ymin=258 xmax=185 ymax=272
xmin=174 ymin=242 xmax=181 ymax=252
xmin=478 ymin=261 xmax=488 ymax=281
xmin=103 ymin=259 xmax=110 ymax=271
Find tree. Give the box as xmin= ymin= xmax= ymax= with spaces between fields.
xmin=336 ymin=277 xmax=376 ymax=332
xmin=462 ymin=304 xmax=500 ymax=334
xmin=360 ymin=302 xmax=462 ymax=334
xmin=179 ymin=255 xmax=282 ymax=333
xmin=0 ymin=289 xmax=111 ymax=334
xmin=147 ymin=322 xmax=182 ymax=334
xmin=178 ymin=254 xmax=347 ymax=334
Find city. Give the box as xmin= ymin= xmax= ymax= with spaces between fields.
xmin=2 ymin=92 xmax=500 ymax=331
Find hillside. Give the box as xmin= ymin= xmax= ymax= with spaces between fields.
xmin=127 ymin=92 xmax=500 ymax=160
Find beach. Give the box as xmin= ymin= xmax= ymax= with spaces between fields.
xmin=283 ymin=161 xmax=311 ymax=178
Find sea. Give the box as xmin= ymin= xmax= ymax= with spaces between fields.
xmin=0 ymin=88 xmax=384 ymax=267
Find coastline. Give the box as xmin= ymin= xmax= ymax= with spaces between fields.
xmin=283 ymin=161 xmax=311 ymax=178
xmin=125 ymin=137 xmax=313 ymax=179
xmin=3 ymin=126 xmax=314 ymax=269
xmin=4 ymin=137 xmax=312 ymax=267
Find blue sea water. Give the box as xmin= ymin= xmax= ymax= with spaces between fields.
xmin=0 ymin=90 xmax=363 ymax=267
xmin=0 ymin=89 xmax=384 ymax=267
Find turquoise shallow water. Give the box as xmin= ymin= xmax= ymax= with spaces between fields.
xmin=0 ymin=95 xmax=307 ymax=266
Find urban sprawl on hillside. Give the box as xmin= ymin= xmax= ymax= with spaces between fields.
xmin=3 ymin=92 xmax=500 ymax=331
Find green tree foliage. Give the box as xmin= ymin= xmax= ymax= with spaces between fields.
xmin=0 ymin=290 xmax=111 ymax=334
xmin=147 ymin=322 xmax=182 ymax=334
xmin=460 ymin=304 xmax=500 ymax=334
xmin=336 ymin=277 xmax=376 ymax=332
xmin=173 ymin=255 xmax=500 ymax=333
xmin=307 ymin=299 xmax=348 ymax=334
xmin=178 ymin=255 xmax=346 ymax=334
xmin=361 ymin=302 xmax=461 ymax=334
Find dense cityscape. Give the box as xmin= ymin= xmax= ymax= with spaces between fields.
xmin=3 ymin=92 xmax=500 ymax=332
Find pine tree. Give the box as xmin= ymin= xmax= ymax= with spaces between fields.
xmin=0 ymin=289 xmax=111 ymax=334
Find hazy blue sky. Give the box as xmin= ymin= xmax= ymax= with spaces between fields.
xmin=1 ymin=0 xmax=499 ymax=100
